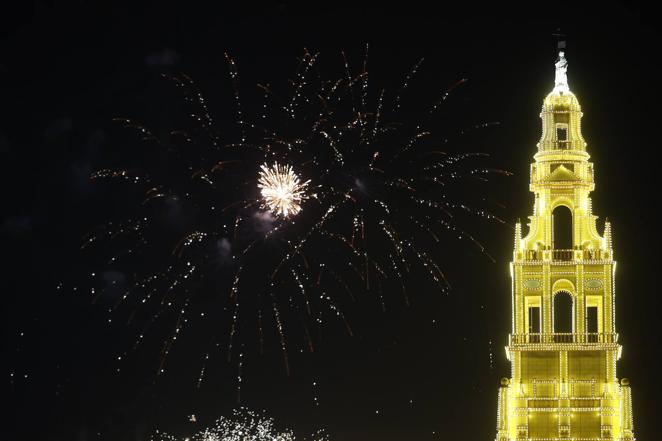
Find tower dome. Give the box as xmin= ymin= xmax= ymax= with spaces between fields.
xmin=537 ymin=51 xmax=587 ymax=154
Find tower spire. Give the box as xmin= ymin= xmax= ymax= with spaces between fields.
xmin=537 ymin=34 xmax=586 ymax=154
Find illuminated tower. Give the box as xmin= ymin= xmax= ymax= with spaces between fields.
xmin=494 ymin=50 xmax=636 ymax=441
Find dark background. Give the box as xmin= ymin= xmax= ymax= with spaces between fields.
xmin=2 ymin=2 xmax=661 ymax=440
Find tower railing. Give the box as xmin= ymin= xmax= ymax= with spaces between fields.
xmin=538 ymin=139 xmax=582 ymax=150
xmin=551 ymin=249 xmax=574 ymax=261
xmin=554 ymin=140 xmax=572 ymax=150
xmin=522 ymin=249 xmax=610 ymax=262
xmin=509 ymin=332 xmax=618 ymax=345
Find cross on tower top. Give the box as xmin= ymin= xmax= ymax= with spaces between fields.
xmin=552 ymin=29 xmax=566 ymax=50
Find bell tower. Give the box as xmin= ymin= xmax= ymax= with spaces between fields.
xmin=494 ymin=50 xmax=636 ymax=441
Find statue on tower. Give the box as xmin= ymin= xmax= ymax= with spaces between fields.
xmin=553 ymin=51 xmax=569 ymax=93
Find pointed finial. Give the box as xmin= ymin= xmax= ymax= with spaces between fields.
xmin=603 ymin=219 xmax=613 ymax=250
xmin=514 ymin=219 xmax=522 ymax=251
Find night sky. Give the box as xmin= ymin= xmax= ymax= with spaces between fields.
xmin=3 ymin=3 xmax=662 ymax=440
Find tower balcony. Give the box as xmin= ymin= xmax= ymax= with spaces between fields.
xmin=520 ymin=248 xmax=611 ymax=262
xmin=538 ymin=139 xmax=583 ymax=151
xmin=509 ymin=332 xmax=618 ymax=345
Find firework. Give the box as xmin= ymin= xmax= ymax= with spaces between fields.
xmin=85 ymin=47 xmax=508 ymax=388
xmin=150 ymin=408 xmax=329 ymax=441
xmin=258 ymin=162 xmax=310 ymax=217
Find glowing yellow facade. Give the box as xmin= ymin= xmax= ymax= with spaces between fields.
xmin=494 ymin=52 xmax=636 ymax=441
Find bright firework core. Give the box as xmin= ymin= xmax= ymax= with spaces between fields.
xmin=258 ymin=162 xmax=310 ymax=217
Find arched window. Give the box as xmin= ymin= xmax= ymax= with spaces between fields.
xmin=554 ymin=291 xmax=574 ymax=333
xmin=552 ymin=205 xmax=573 ymax=249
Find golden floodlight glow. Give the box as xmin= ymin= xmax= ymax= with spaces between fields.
xmin=258 ymin=162 xmax=310 ymax=217
xmin=493 ymin=50 xmax=636 ymax=441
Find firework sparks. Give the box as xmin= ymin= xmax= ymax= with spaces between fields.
xmin=258 ymin=162 xmax=310 ymax=218
xmin=85 ymin=48 xmax=509 ymax=388
xmin=150 ymin=408 xmax=329 ymax=441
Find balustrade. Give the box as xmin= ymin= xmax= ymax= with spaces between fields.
xmin=510 ymin=332 xmax=617 ymax=344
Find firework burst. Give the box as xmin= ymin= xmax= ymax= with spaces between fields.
xmin=258 ymin=162 xmax=310 ymax=217
xmin=84 ymin=47 xmax=508 ymax=389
